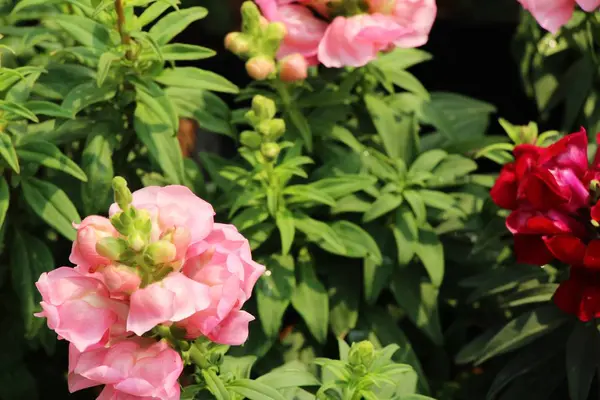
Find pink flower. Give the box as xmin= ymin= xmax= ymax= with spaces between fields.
xmin=177 ymin=224 xmax=265 ymax=345
xmin=68 ymin=339 xmax=182 ymax=400
xmin=96 ymin=264 xmax=142 ymax=295
xmin=367 ymin=0 xmax=437 ymax=47
xmin=255 ymin=0 xmax=328 ymax=64
xmin=70 ymin=216 xmax=119 ymax=273
xmin=317 ymin=14 xmax=408 ymax=68
xmin=109 ymin=186 xmax=215 ymax=244
xmin=517 ymin=0 xmax=600 ymax=33
xmin=127 ymin=272 xmax=211 ymax=336
xmin=35 ymin=267 xmax=129 ymax=351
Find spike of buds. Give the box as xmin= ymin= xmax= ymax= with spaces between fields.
xmin=112 ymin=176 xmax=132 ymax=211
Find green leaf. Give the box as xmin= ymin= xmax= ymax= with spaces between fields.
xmin=21 ymin=178 xmax=81 ymax=240
xmin=294 ymin=212 xmax=346 ymax=255
xmin=138 ymin=0 xmax=173 ymax=28
xmin=96 ymin=51 xmax=120 ymax=87
xmin=134 ymin=101 xmax=184 ymax=184
xmin=0 ymin=177 xmax=9 ymax=229
xmin=0 ymin=132 xmax=20 ymax=173
xmin=53 ymin=14 xmax=112 ymax=49
xmin=155 ymin=43 xmax=215 ymax=60
xmin=16 ymin=140 xmax=87 ymax=181
xmin=6 ymin=71 xmax=41 ymax=103
xmin=364 ymin=257 xmax=393 ymax=305
xmin=284 ymin=106 xmax=313 ymax=152
xmin=363 ymin=193 xmax=403 ymax=223
xmin=373 ymin=48 xmax=432 ymax=70
xmin=80 ymin=128 xmax=113 ymax=214
xmin=228 ymin=379 xmax=286 ymax=400
xmin=324 ymin=221 xmax=382 ymax=263
xmin=23 ymin=101 xmax=74 ymax=119
xmin=501 ymin=284 xmax=558 ymax=308
xmin=256 ymin=255 xmax=295 ymax=338
xmin=291 ymin=258 xmax=329 ymax=343
xmin=155 ymin=67 xmax=238 ymax=94
xmin=476 ymin=305 xmax=569 ymax=365
xmin=403 ymin=190 xmax=426 ymax=224
xmin=390 ymin=268 xmax=443 ymax=345
xmin=284 ymin=184 xmax=336 ymax=207
xmin=566 ymin=323 xmax=600 ymax=400
xmin=393 ymin=204 xmax=418 ymax=266
xmin=221 ymin=356 xmax=257 ymax=380
xmin=385 ymin=69 xmax=430 ymax=99
xmin=309 ymin=175 xmax=377 ymax=200
xmin=149 ymin=6 xmax=208 ymax=45
xmin=202 ymin=369 xmax=231 ymax=400
xmin=256 ymin=367 xmax=320 ymax=389
xmin=276 ymin=209 xmax=295 ymax=255
xmin=133 ymin=77 xmax=179 ymax=132
xmin=365 ymin=94 xmax=417 ymax=162
xmin=61 ymin=81 xmax=117 ymax=115
xmin=11 ymin=230 xmax=53 ymax=337
xmin=329 ymin=270 xmax=360 ymax=338
xmin=0 ymin=100 xmax=38 ymax=122
xmin=418 ymin=190 xmax=456 ymax=212
xmin=231 ymin=207 xmax=269 ymax=232
xmin=414 ymin=225 xmax=444 ymax=287
xmin=408 ymin=149 xmax=447 ymax=174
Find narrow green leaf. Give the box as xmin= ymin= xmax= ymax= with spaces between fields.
xmin=415 ymin=225 xmax=444 ymax=287
xmin=228 ymin=379 xmax=286 ymax=400
xmin=155 ymin=43 xmax=215 ymax=60
xmin=155 ymin=67 xmax=238 ymax=93
xmin=291 ymin=258 xmax=329 ymax=343
xmin=132 ymin=77 xmax=179 ymax=132
xmin=16 ymin=140 xmax=87 ymax=181
xmin=96 ymin=51 xmax=120 ymax=87
xmin=21 ymin=178 xmax=81 ymax=240
xmin=364 ymin=257 xmax=393 ymax=305
xmin=294 ymin=212 xmax=346 ymax=255
xmin=61 ymin=81 xmax=117 ymax=115
xmin=256 ymin=368 xmax=320 ymax=389
xmin=403 ymin=190 xmax=426 ymax=224
xmin=393 ymin=204 xmax=418 ymax=266
xmin=363 ymin=193 xmax=403 ymax=222
xmin=53 ymin=14 xmax=112 ymax=49
xmin=80 ymin=128 xmax=114 ymax=214
xmin=310 ymin=175 xmax=377 ymax=200
xmin=202 ymin=369 xmax=231 ymax=400
xmin=408 ymin=149 xmax=447 ymax=174
xmin=149 ymin=6 xmax=208 ymax=45
xmin=329 ymin=271 xmax=360 ymax=338
xmin=257 ymin=255 xmax=295 ymax=338
xmin=0 ymin=177 xmax=9 ymax=229
xmin=6 ymin=71 xmax=41 ymax=103
xmin=324 ymin=221 xmax=382 ymax=263
xmin=23 ymin=101 xmax=74 ymax=119
xmin=284 ymin=184 xmax=336 ymax=207
xmin=0 ymin=132 xmax=20 ymax=173
xmin=138 ymin=1 xmax=173 ymax=28
xmin=276 ymin=209 xmax=295 ymax=255
xmin=284 ymin=106 xmax=312 ymax=152
xmin=0 ymin=100 xmax=38 ymax=122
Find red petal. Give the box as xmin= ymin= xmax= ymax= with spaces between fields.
xmin=544 ymin=235 xmax=586 ymax=265
xmin=591 ymin=203 xmax=600 ymax=223
xmin=490 ymin=163 xmax=518 ymax=210
xmin=584 ymin=240 xmax=600 ymax=269
xmin=553 ymin=275 xmax=584 ymax=319
xmin=514 ymin=235 xmax=555 ymax=266
xmin=522 ymin=170 xmax=569 ymax=210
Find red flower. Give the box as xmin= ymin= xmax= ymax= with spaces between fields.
xmin=554 ymin=267 xmax=600 ymax=322
xmin=545 ymin=236 xmax=600 ymax=269
xmin=505 ymin=208 xmax=586 ymax=266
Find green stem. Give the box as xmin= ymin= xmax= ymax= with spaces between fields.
xmin=114 ymin=0 xmax=132 ymax=60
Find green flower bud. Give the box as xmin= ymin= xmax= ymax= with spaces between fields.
xmin=128 ymin=232 xmax=146 ymax=252
xmin=144 ymin=240 xmax=177 ymax=265
xmin=240 ymin=130 xmax=263 ymax=149
xmin=348 ymin=341 xmax=375 ymax=370
xmin=251 ymin=95 xmax=277 ymax=120
xmin=112 ymin=176 xmax=132 ymax=211
xmin=96 ymin=237 xmax=129 ymax=261
xmin=261 ymin=142 xmax=280 ymax=161
xmin=241 ymin=1 xmax=262 ymax=36
xmin=224 ymin=32 xmax=251 ymax=55
xmin=258 ymin=118 xmax=285 ymax=139
xmin=246 ymin=56 xmax=276 ymax=81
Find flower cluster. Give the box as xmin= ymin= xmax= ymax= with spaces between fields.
xmin=35 ymin=179 xmax=265 ymax=399
xmin=228 ymin=0 xmax=436 ymax=74
xmin=517 ymin=0 xmax=600 ymax=33
xmin=256 ymin=0 xmax=436 ymax=68
xmin=490 ymin=129 xmax=600 ymax=321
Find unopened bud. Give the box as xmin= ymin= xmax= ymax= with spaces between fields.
xmin=279 ymin=54 xmax=308 ymax=82
xmin=241 ymin=1 xmax=262 ymax=36
xmin=258 ymin=118 xmax=285 ymax=139
xmin=96 ymin=237 xmax=129 ymax=261
xmin=348 ymin=341 xmax=375 ymax=370
xmin=144 ymin=240 xmax=177 ymax=265
xmin=251 ymin=95 xmax=276 ymax=120
xmin=259 ymin=15 xmax=269 ymax=28
xmin=240 ymin=130 xmax=263 ymax=149
xmin=225 ymin=32 xmax=250 ymax=55
xmin=246 ymin=56 xmax=275 ymax=81
xmin=128 ymin=232 xmax=146 ymax=252
xmin=261 ymin=142 xmax=280 ymax=160
xmin=112 ymin=176 xmax=132 ymax=211
xmin=266 ymin=22 xmax=287 ymax=41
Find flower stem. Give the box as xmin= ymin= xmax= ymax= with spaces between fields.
xmin=114 ymin=0 xmax=132 ymax=60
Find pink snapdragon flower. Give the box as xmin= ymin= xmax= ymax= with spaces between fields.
xmin=178 ymin=224 xmax=266 ymax=345
xmin=68 ymin=339 xmax=183 ymax=400
xmin=70 ymin=216 xmax=119 ymax=273
xmin=35 ymin=267 xmax=129 ymax=351
xmin=517 ymin=0 xmax=600 ymax=33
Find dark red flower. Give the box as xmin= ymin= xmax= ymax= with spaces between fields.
xmin=545 ymin=236 xmax=600 ymax=269
xmin=554 ymin=267 xmax=600 ymax=322
xmin=505 ymin=208 xmax=587 ymax=266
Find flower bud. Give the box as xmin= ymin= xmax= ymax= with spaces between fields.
xmin=96 ymin=237 xmax=129 ymax=261
xmin=246 ymin=56 xmax=275 ymax=81
xmin=98 ymin=264 xmax=141 ymax=294
xmin=144 ymin=240 xmax=177 ymax=265
xmin=240 ymin=130 xmax=263 ymax=149
xmin=258 ymin=15 xmax=269 ymax=28
xmin=161 ymin=227 xmax=191 ymax=263
xmin=251 ymin=95 xmax=277 ymax=120
xmin=279 ymin=54 xmax=308 ymax=82
xmin=261 ymin=142 xmax=280 ymax=161
xmin=257 ymin=119 xmax=285 ymax=139
xmin=224 ymin=32 xmax=250 ymax=55
xmin=112 ymin=176 xmax=132 ymax=211
xmin=241 ymin=1 xmax=263 ymax=36
xmin=128 ymin=232 xmax=146 ymax=252
xmin=348 ymin=341 xmax=375 ymax=370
